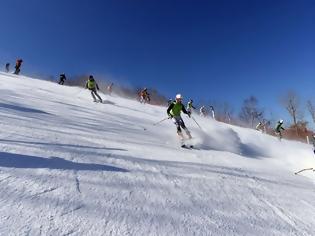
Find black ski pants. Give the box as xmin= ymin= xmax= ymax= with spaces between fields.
xmin=89 ymin=88 xmax=102 ymax=101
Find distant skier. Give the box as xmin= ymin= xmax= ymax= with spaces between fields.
xmin=256 ymin=121 xmax=264 ymax=132
xmin=186 ymin=99 xmax=196 ymax=113
xmin=275 ymin=120 xmax=285 ymax=140
xmin=107 ymin=82 xmax=114 ymax=95
xmin=5 ymin=63 xmax=10 ymax=73
xmin=227 ymin=112 xmax=231 ymax=123
xmin=209 ymin=106 xmax=215 ymax=120
xmin=257 ymin=120 xmax=268 ymax=133
xmin=14 ymin=59 xmax=23 ymax=75
xmin=85 ymin=75 xmax=103 ymax=103
xmin=58 ymin=73 xmax=66 ymax=85
xmin=139 ymin=88 xmax=150 ymax=104
xmin=167 ymin=94 xmax=192 ymax=145
xmin=200 ymin=106 xmax=206 ymax=117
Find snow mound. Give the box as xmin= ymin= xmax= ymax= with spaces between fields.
xmin=192 ymin=125 xmax=242 ymax=154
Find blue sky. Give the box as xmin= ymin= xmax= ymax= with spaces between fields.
xmin=0 ymin=0 xmax=314 ymax=122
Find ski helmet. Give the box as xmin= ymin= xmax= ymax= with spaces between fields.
xmin=279 ymin=119 xmax=284 ymax=124
xmin=175 ymin=94 xmax=182 ymax=100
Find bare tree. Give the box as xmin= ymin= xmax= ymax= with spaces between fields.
xmin=239 ymin=96 xmax=264 ymax=128
xmin=280 ymin=91 xmax=303 ymax=134
xmin=307 ymin=100 xmax=315 ymax=124
xmin=280 ymin=91 xmax=306 ymax=136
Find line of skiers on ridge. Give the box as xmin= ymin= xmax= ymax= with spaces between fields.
xmin=3 ymin=61 xmax=113 ymax=102
xmin=168 ymin=98 xmax=216 ymax=119
xmin=3 ymin=59 xmax=292 ymax=141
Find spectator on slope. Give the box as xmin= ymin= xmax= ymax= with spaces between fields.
xmin=14 ymin=59 xmax=23 ymax=75
xmin=167 ymin=94 xmax=192 ymax=145
xmin=85 ymin=75 xmax=103 ymax=103
xmin=58 ymin=73 xmax=67 ymax=85
xmin=5 ymin=63 xmax=10 ymax=73
xmin=275 ymin=119 xmax=285 ymax=140
xmin=186 ymin=99 xmax=196 ymax=113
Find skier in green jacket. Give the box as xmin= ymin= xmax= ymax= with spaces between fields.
xmin=85 ymin=75 xmax=103 ymax=103
xmin=275 ymin=119 xmax=285 ymax=140
xmin=167 ymin=94 xmax=192 ymax=142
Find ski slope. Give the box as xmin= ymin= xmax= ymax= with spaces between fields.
xmin=0 ymin=72 xmax=314 ymax=236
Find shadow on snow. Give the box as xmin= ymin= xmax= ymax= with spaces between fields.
xmin=0 ymin=152 xmax=128 ymax=172
xmin=0 ymin=102 xmax=50 ymax=115
xmin=0 ymin=139 xmax=127 ymax=151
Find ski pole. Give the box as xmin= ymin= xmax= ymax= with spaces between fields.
xmin=294 ymin=167 xmax=314 ymax=175
xmin=153 ymin=117 xmax=170 ymax=126
xmin=191 ymin=116 xmax=202 ymax=130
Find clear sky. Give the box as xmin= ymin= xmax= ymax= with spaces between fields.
xmin=0 ymin=0 xmax=314 ymax=121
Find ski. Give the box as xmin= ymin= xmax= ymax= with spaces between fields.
xmin=181 ymin=144 xmax=194 ymax=149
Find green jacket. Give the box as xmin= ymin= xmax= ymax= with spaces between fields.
xmin=86 ymin=79 xmax=99 ymax=90
xmin=167 ymin=101 xmax=189 ymax=117
xmin=275 ymin=123 xmax=285 ymax=132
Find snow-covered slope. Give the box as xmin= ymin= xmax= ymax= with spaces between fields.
xmin=0 ymin=72 xmax=314 ymax=236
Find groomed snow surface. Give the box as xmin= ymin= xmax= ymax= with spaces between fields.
xmin=0 ymin=72 xmax=314 ymax=236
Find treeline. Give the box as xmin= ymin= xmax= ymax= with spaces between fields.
xmin=235 ymin=92 xmax=314 ymax=142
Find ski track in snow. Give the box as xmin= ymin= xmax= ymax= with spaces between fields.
xmin=0 ymin=72 xmax=314 ymax=236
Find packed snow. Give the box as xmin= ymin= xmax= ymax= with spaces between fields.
xmin=0 ymin=72 xmax=314 ymax=236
